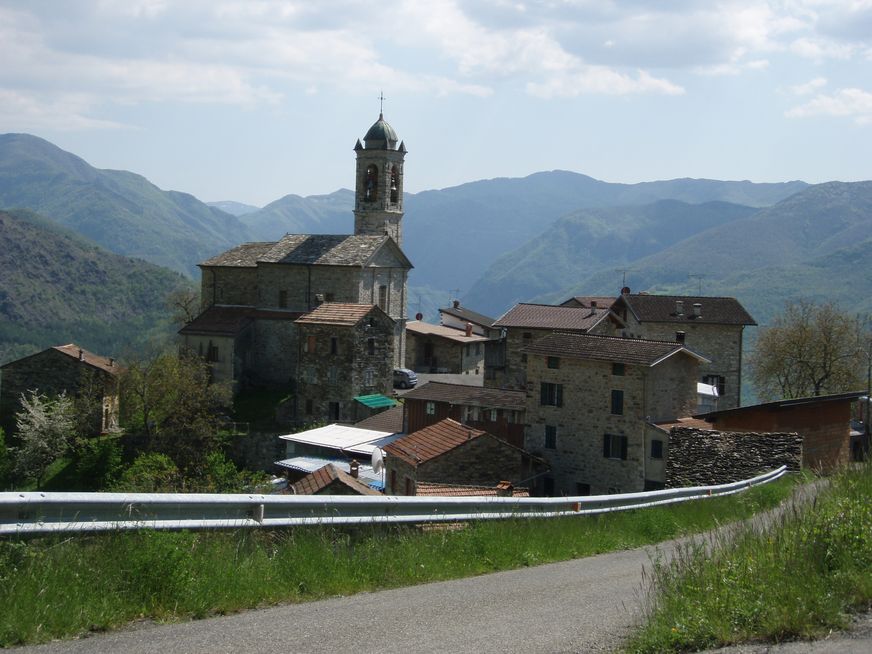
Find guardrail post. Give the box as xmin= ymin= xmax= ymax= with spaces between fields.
xmin=251 ymin=503 xmax=264 ymax=524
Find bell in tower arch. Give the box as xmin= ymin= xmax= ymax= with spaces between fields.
xmin=364 ymin=164 xmax=378 ymax=202
xmin=390 ymin=165 xmax=399 ymax=204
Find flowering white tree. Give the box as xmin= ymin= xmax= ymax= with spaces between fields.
xmin=14 ymin=391 xmax=75 ymax=489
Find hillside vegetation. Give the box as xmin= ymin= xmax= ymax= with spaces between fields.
xmin=531 ymin=181 xmax=872 ymax=326
xmin=0 ymin=209 xmax=189 ymax=364
xmin=0 ymin=133 xmax=251 ymax=276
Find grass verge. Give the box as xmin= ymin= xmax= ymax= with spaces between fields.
xmin=0 ymin=475 xmax=798 ymax=646
xmin=626 ymin=463 xmax=872 ymax=653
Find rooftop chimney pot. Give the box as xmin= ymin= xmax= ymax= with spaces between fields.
xmin=350 ymin=460 xmax=360 ymax=479
xmin=453 ymin=299 xmax=460 ymax=309
xmin=692 ymin=302 xmax=702 ymax=317
xmin=465 ymin=322 xmax=473 ymax=337
xmin=675 ymin=300 xmax=684 ymax=315
xmin=676 ymin=331 xmax=686 ymax=344
xmin=78 ymin=348 xmax=84 ymax=361
xmin=590 ymin=300 xmax=597 ymax=309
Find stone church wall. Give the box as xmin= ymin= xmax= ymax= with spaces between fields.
xmin=201 ymin=267 xmax=258 ymax=308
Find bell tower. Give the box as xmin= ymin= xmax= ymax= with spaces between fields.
xmin=353 ymin=110 xmax=406 ymax=247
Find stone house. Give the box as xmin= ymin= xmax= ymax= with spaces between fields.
xmin=0 ymin=344 xmax=121 ymax=438
xmin=401 ymin=381 xmax=526 ymax=447
xmin=611 ymin=289 xmax=756 ymax=408
xmin=523 ymin=332 xmax=706 ymax=496
xmin=294 ymin=303 xmax=395 ymax=424
xmin=383 ymin=418 xmax=546 ymax=495
xmin=486 ymin=303 xmax=624 ymax=390
xmin=405 ymin=320 xmax=489 ymax=374
xmin=184 ymin=112 xmax=412 ymax=392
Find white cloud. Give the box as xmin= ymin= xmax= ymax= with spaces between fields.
xmin=0 ymin=89 xmax=128 ymax=131
xmin=527 ymin=68 xmax=684 ymax=98
xmin=790 ymin=77 xmax=828 ymax=95
xmin=786 ymin=87 xmax=872 ymax=124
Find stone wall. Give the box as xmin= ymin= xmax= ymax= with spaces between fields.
xmin=230 ymin=430 xmax=286 ymax=473
xmin=296 ymin=309 xmax=394 ymax=424
xmin=384 ymin=434 xmax=536 ymax=495
xmin=0 ymin=349 xmax=118 ymax=439
xmin=665 ymin=427 xmax=802 ymax=487
xmin=252 ymin=320 xmax=298 ymax=386
xmin=200 ymin=267 xmax=258 ymax=309
xmin=524 ymin=351 xmax=699 ymax=495
xmin=624 ymin=316 xmax=746 ymax=409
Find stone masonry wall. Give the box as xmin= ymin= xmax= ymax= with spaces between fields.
xmin=625 ymin=318 xmax=746 ymax=409
xmin=665 ymin=427 xmax=802 ymax=487
xmin=525 ymin=352 xmax=699 ymax=495
xmin=200 ymin=267 xmax=259 ymax=309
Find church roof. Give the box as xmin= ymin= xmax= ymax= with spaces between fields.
xmin=363 ymin=113 xmax=399 ymax=150
xmin=201 ymin=234 xmax=412 ymax=269
xmin=199 ymin=242 xmax=274 ymax=267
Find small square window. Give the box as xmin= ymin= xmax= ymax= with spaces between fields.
xmin=278 ymin=290 xmax=288 ymax=308
xmin=489 ymin=409 xmax=498 ymax=422
xmin=545 ymin=425 xmax=557 ymax=449
xmin=363 ymin=368 xmax=374 ymax=387
xmin=327 ymin=366 xmax=338 ymax=384
xmin=426 ymin=401 xmax=436 ymax=415
xmin=576 ymin=482 xmax=590 ymax=496
xmin=367 ymin=338 xmax=376 ymax=355
xmin=329 ymin=402 xmax=340 ymax=420
xmin=330 ymin=337 xmax=338 ymax=355
xmin=651 ymin=439 xmax=664 ymax=460
xmin=612 ymin=363 xmax=625 ymax=376
xmin=547 ymin=356 xmax=560 ymax=369
xmin=540 ymin=382 xmax=563 ymax=407
xmin=306 ymin=335 xmax=316 ymax=353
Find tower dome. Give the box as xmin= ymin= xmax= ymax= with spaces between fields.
xmin=363 ymin=113 xmax=399 ymax=150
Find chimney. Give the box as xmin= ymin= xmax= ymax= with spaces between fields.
xmin=467 ymin=429 xmax=473 ymax=440
xmin=621 ymin=286 xmax=631 ymax=295
xmin=465 ymin=322 xmax=473 ymax=337
xmin=350 ymin=460 xmax=359 ymax=479
xmin=109 ymin=357 xmax=115 ymax=367
xmin=692 ymin=302 xmax=702 ymax=318
xmin=453 ymin=299 xmax=461 ymax=309
xmin=590 ymin=300 xmax=597 ymax=309
xmin=675 ymin=331 xmax=686 ymax=344
xmin=675 ymin=300 xmax=684 ymax=316
xmin=78 ymin=348 xmax=84 ymax=361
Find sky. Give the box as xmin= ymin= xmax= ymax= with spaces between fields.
xmin=2 ymin=0 xmax=872 ymax=207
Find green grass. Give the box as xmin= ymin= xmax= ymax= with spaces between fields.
xmin=626 ymin=463 xmax=872 ymax=653
xmin=0 ymin=476 xmax=799 ymax=646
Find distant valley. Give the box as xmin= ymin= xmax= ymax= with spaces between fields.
xmin=2 ymin=131 xmax=869 ymax=364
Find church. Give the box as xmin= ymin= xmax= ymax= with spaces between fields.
xmin=180 ymin=112 xmax=412 ymax=420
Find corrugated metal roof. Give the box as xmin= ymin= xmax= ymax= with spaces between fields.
xmin=354 ymin=394 xmax=398 ymax=409
xmin=278 ymin=424 xmax=399 ymax=457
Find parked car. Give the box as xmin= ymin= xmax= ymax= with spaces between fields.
xmin=393 ymin=368 xmax=418 ymax=389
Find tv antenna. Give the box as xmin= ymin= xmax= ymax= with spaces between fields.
xmin=688 ymin=274 xmax=705 ymax=295
xmin=616 ymin=268 xmax=631 ymax=287
xmin=448 ymin=288 xmax=461 ymax=304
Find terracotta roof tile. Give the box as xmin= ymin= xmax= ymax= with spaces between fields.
xmin=200 ymin=242 xmax=275 ymax=267
xmin=402 ymin=382 xmax=526 ymax=410
xmin=295 ymin=303 xmax=385 ymax=326
xmin=415 ymin=482 xmax=530 ymax=497
xmin=51 ymin=344 xmax=122 ymax=375
xmin=494 ymin=303 xmax=619 ymax=331
xmin=523 ymin=332 xmax=709 ymax=367
xmin=384 ymin=418 xmax=487 ymax=467
xmin=406 ymin=321 xmax=490 ymax=343
xmin=617 ymin=293 xmax=756 ymax=326
xmin=290 ymin=463 xmax=381 ymax=495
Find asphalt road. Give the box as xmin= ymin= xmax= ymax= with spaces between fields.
xmin=12 ymin=481 xmax=871 ymax=654
xmin=15 ymin=540 xmax=663 ymax=653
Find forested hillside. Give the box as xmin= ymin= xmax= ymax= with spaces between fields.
xmin=0 ymin=209 xmax=190 ymax=365
xmin=0 ymin=134 xmax=251 ymax=276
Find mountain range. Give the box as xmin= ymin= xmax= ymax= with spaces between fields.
xmin=1 ymin=131 xmax=869 ymax=358
xmin=0 ymin=208 xmax=189 ymax=365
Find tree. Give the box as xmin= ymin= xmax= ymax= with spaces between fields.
xmin=0 ymin=428 xmax=12 ymax=489
xmin=119 ymin=350 xmax=232 ymax=470
xmin=750 ymin=300 xmax=865 ymax=401
xmin=13 ymin=391 xmax=75 ymax=488
xmin=166 ymin=286 xmax=200 ymax=327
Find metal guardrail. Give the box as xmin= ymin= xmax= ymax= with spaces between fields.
xmin=0 ymin=466 xmax=787 ymax=535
